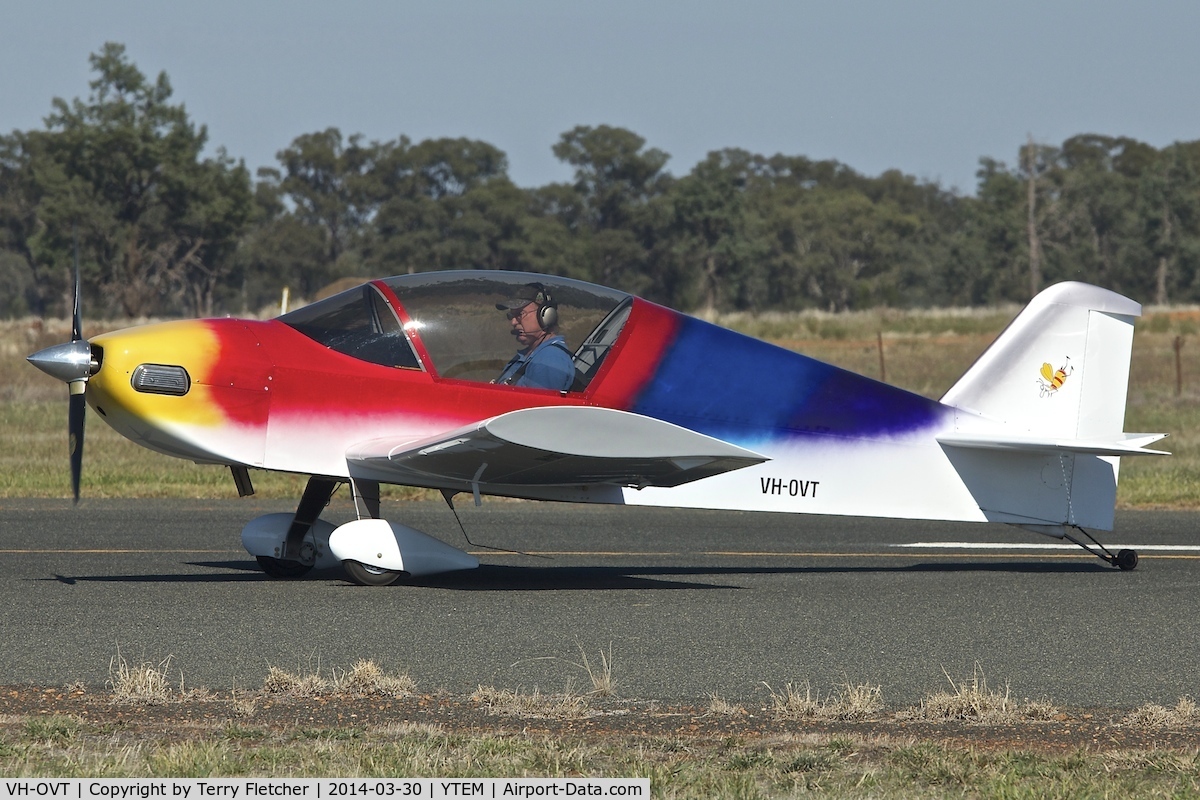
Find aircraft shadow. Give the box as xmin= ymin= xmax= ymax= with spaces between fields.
xmin=404 ymin=560 xmax=1109 ymax=590
xmin=39 ymin=558 xmax=1111 ymax=590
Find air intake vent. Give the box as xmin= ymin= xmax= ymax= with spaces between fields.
xmin=131 ymin=364 xmax=191 ymax=396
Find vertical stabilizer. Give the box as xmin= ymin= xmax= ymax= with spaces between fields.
xmin=941 ymin=282 xmax=1141 ymax=438
xmin=937 ymin=282 xmax=1160 ymax=533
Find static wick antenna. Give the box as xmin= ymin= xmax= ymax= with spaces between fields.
xmin=439 ymin=489 xmax=548 ymax=559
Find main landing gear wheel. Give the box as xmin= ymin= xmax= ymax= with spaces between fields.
xmin=256 ymin=556 xmax=313 ymax=580
xmin=343 ymin=560 xmax=403 ymax=587
xmin=1115 ymin=549 xmax=1139 ymax=571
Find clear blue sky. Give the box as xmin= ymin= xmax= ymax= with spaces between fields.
xmin=3 ymin=1 xmax=1197 ymax=195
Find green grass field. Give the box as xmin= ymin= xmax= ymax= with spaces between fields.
xmin=4 ymin=310 xmax=1197 ymax=505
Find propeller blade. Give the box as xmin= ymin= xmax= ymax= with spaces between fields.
xmin=68 ymin=385 xmax=86 ymax=503
xmin=32 ymin=225 xmax=91 ymax=502
xmin=71 ymin=227 xmax=82 ymax=342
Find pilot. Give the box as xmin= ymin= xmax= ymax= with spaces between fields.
xmin=495 ymin=283 xmax=575 ymax=390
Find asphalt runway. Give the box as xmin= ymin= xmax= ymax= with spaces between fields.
xmin=0 ymin=496 xmax=1197 ymax=708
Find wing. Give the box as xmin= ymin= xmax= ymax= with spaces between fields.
xmin=346 ymin=406 xmax=768 ymax=489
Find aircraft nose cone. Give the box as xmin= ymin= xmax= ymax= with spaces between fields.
xmin=27 ymin=341 xmax=95 ymax=383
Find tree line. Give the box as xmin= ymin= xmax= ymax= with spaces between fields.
xmin=3 ymin=43 xmax=1199 ymax=320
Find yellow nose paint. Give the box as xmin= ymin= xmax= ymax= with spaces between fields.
xmin=89 ymin=321 xmax=224 ymax=427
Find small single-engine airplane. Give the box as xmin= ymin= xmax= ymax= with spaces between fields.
xmin=28 ymin=269 xmax=1167 ymax=584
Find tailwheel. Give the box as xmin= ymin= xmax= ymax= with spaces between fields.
xmin=1115 ymin=549 xmax=1139 ymax=571
xmin=256 ymin=556 xmax=313 ymax=580
xmin=343 ymin=560 xmax=404 ymax=587
xmin=1063 ymin=526 xmax=1139 ymax=571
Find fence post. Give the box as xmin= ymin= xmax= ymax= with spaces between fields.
xmin=877 ymin=331 xmax=886 ymax=383
xmin=1174 ymin=335 xmax=1185 ymax=397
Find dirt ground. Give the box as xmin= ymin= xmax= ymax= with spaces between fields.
xmin=3 ymin=685 xmax=1200 ymax=755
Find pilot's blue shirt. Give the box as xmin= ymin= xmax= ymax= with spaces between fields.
xmin=498 ymin=335 xmax=574 ymax=390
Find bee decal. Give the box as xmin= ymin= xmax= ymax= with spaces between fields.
xmin=1038 ymin=357 xmax=1072 ymax=398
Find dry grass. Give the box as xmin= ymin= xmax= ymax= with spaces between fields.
xmin=470 ymin=685 xmax=592 ymax=720
xmin=106 ymin=657 xmax=413 ymax=713
xmin=765 ymin=680 xmax=884 ymax=721
xmin=1124 ymin=697 xmax=1200 ymax=729
xmin=452 ymin=645 xmax=616 ymax=719
xmin=107 ymin=651 xmax=177 ymax=705
xmin=705 ymin=694 xmax=747 ymax=717
xmin=1019 ymin=699 xmax=1063 ymax=721
xmin=835 ymin=681 xmax=886 ymax=720
xmin=764 ymin=681 xmax=823 ymax=719
xmin=572 ymin=645 xmax=617 ymax=697
xmin=259 ymin=660 xmax=415 ymax=699
xmin=218 ymin=656 xmax=1087 ymax=732
xmin=260 ymin=665 xmax=330 ymax=697
xmin=333 ymin=659 xmax=417 ymax=697
xmin=901 ymin=664 xmax=1012 ymax=722
xmin=898 ymin=664 xmax=1060 ymax=724
xmin=230 ymin=689 xmax=258 ymax=718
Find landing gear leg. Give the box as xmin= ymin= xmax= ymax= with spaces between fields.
xmin=257 ymin=476 xmax=339 ymax=579
xmin=1063 ymin=526 xmax=1138 ymax=571
xmin=350 ymin=478 xmax=381 ymax=520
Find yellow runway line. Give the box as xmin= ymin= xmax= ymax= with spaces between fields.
xmin=472 ymin=550 xmax=1200 ymax=560
xmin=0 ymin=549 xmax=237 ymax=554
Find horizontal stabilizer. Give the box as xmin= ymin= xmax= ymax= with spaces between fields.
xmin=347 ymin=406 xmax=767 ymax=489
xmin=938 ymin=431 xmax=1169 ymax=457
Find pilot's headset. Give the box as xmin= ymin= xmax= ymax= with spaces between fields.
xmin=528 ymin=283 xmax=558 ymax=331
xmin=498 ymin=282 xmax=559 ymax=331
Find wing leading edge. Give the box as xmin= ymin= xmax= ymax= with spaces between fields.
xmin=346 ymin=406 xmax=768 ymax=490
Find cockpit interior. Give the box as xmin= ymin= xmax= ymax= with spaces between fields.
xmin=280 ymin=271 xmax=634 ymax=392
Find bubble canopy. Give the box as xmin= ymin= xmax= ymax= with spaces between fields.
xmin=280 ymin=271 xmax=632 ymax=390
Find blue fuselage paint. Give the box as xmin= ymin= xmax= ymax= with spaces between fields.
xmin=629 ymin=316 xmax=948 ymax=445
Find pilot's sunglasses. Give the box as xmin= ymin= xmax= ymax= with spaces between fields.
xmin=506 ymin=305 xmax=534 ymax=321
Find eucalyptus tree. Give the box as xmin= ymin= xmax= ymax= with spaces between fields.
xmin=369 ymin=136 xmax=516 ymax=274
xmin=271 ymin=128 xmax=382 ymax=278
xmin=551 ymin=125 xmax=672 ymax=293
xmin=655 ymin=149 xmax=767 ymax=311
xmin=1038 ymin=135 xmax=1162 ymax=301
xmin=0 ymin=134 xmax=44 ymax=315
xmin=1137 ymin=142 xmax=1200 ymax=304
xmin=8 ymin=43 xmax=251 ymax=317
xmin=230 ymin=171 xmax=328 ymax=313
